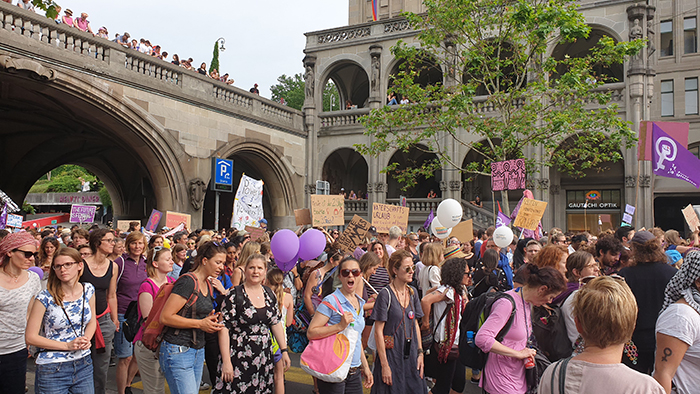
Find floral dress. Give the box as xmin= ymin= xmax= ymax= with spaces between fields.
xmin=214 ymin=285 xmax=280 ymax=394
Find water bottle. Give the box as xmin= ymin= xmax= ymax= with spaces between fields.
xmin=466 ymin=331 xmax=475 ymax=348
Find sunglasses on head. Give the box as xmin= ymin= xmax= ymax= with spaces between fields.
xmin=14 ymin=249 xmax=38 ymax=259
xmin=579 ymin=274 xmax=625 ymax=286
xmin=340 ymin=268 xmax=362 ymax=277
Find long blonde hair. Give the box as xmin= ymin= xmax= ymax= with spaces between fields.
xmin=236 ymin=241 xmax=261 ymax=268
xmin=266 ymin=268 xmax=285 ymax=311
xmin=47 ymin=247 xmax=84 ymax=306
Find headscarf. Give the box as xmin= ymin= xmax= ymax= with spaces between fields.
xmin=0 ymin=232 xmax=38 ymax=266
xmin=513 ymin=237 xmax=533 ymax=271
xmin=661 ymin=250 xmax=700 ymax=315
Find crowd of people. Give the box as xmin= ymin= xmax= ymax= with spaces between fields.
xmin=2 ymin=218 xmax=700 ymax=394
xmin=4 ymin=0 xmax=239 ymax=87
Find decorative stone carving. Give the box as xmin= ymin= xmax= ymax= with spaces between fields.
xmin=439 ymin=181 xmax=448 ymax=192
xmin=370 ymin=53 xmax=381 ymax=92
xmin=304 ymin=184 xmax=316 ymax=195
xmin=625 ymin=176 xmax=637 ymax=188
xmin=0 ymin=55 xmax=55 ymax=80
xmin=318 ymin=27 xmax=371 ymax=44
xmin=374 ymin=182 xmax=387 ymax=193
xmin=537 ymin=178 xmax=549 ymax=190
xmin=550 ymin=185 xmax=560 ymax=195
xmin=630 ymin=19 xmax=643 ymax=40
xmin=366 ymin=183 xmax=374 ymax=193
xmin=526 ymin=179 xmax=536 ymax=189
xmin=449 ymin=181 xmax=461 ymax=191
xmin=639 ymin=175 xmax=651 ymax=188
xmin=188 ymin=178 xmax=207 ymax=210
xmin=384 ymin=20 xmax=411 ymax=33
xmin=304 ymin=65 xmax=315 ymax=99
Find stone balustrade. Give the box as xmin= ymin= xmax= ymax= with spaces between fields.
xmin=305 ymin=16 xmax=416 ymax=51
xmin=345 ymin=199 xmax=369 ymax=215
xmin=0 ymin=2 xmax=303 ymax=135
xmin=385 ymin=198 xmax=439 ymax=213
xmin=461 ymin=200 xmax=495 ymax=229
xmin=319 ymin=108 xmax=370 ymax=128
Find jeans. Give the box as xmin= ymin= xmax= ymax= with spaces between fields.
xmin=158 ymin=340 xmax=205 ymax=394
xmin=114 ymin=314 xmax=133 ymax=359
xmin=0 ymin=348 xmax=28 ymax=394
xmin=134 ymin=341 xmax=165 ymax=394
xmin=317 ymin=368 xmax=363 ymax=394
xmin=91 ymin=314 xmax=116 ymax=394
xmin=35 ymin=356 xmax=94 ymax=394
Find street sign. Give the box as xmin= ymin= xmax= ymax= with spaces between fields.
xmin=212 ymin=158 xmax=234 ymax=192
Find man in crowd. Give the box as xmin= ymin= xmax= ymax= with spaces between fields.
xmin=595 ymin=235 xmax=624 ymax=275
xmin=113 ymin=32 xmax=130 ymax=47
xmin=615 ymin=225 xmax=636 ymax=250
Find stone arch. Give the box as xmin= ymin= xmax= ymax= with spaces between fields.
xmin=319 ymin=58 xmax=370 ymax=110
xmin=550 ymin=25 xmax=625 ymax=82
xmin=203 ymin=141 xmax=300 ymax=229
xmin=321 ymin=148 xmax=369 ymax=196
xmin=0 ymin=61 xmax=188 ymax=222
xmin=462 ymin=40 xmax=527 ymax=95
xmin=387 ymin=52 xmax=444 ymax=100
xmin=386 ymin=146 xmax=442 ymax=198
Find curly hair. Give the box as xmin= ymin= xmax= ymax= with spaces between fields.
xmin=595 ymin=235 xmax=622 ymax=258
xmin=631 ymin=238 xmax=667 ymax=265
xmin=440 ymin=257 xmax=467 ymax=291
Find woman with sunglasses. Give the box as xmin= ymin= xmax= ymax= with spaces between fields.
xmin=420 ymin=257 xmax=470 ymax=394
xmin=307 ymin=256 xmax=374 ymax=393
xmin=0 ymin=232 xmax=42 ymax=393
xmin=82 ymin=229 xmax=119 ymax=394
xmin=618 ymin=230 xmax=677 ymax=374
xmin=26 ymin=247 xmax=97 ymax=393
xmin=371 ymin=249 xmax=427 ymax=394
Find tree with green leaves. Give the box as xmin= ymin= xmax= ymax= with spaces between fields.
xmin=357 ymin=0 xmax=644 ymax=214
xmin=270 ymin=73 xmax=340 ymax=111
xmin=210 ymin=41 xmax=220 ymax=74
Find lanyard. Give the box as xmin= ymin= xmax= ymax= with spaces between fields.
xmin=519 ymin=289 xmax=532 ymax=347
xmin=59 ymin=286 xmax=85 ymax=339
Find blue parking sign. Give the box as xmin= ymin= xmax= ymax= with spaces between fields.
xmin=212 ymin=158 xmax=233 ymax=192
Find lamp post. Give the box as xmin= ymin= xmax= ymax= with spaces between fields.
xmin=217 ymin=37 xmax=226 ymax=52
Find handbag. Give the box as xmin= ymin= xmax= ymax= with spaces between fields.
xmin=300 ymin=295 xmax=359 ymax=383
xmin=525 ymin=346 xmax=551 ymax=394
xmin=421 ymin=299 xmax=454 ymax=351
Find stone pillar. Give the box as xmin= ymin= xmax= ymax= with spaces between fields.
xmin=303 ymin=54 xmax=317 ymax=207
xmin=367 ymin=46 xmax=384 ymax=219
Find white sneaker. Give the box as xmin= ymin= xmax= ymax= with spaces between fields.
xmin=200 ymin=382 xmax=211 ymax=391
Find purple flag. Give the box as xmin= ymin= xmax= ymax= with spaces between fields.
xmin=653 ymin=123 xmax=700 ymax=188
xmin=496 ymin=211 xmax=511 ymax=228
xmin=0 ymin=203 xmax=6 ymax=230
xmin=423 ymin=209 xmax=435 ymax=230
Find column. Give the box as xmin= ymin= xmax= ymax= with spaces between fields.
xmin=303 ymin=54 xmax=317 ymax=207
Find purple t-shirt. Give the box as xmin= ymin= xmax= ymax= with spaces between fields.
xmin=115 ymin=253 xmax=148 ymax=314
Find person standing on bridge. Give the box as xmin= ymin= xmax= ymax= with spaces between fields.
xmin=73 ymin=13 xmax=94 ymax=35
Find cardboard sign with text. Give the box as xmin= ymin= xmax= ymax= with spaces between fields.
xmin=337 ymin=215 xmax=372 ymax=252
xmin=117 ymin=220 xmax=138 ymax=232
xmin=165 ymin=211 xmax=191 ymax=230
xmin=372 ymin=203 xmax=410 ymax=233
xmin=294 ymin=208 xmax=313 ymax=226
xmin=245 ymin=226 xmax=266 ymax=242
xmin=6 ymin=214 xmax=23 ymax=228
xmin=310 ymin=195 xmax=345 ymax=226
xmin=513 ymin=199 xmax=548 ymax=230
xmin=682 ymin=204 xmax=700 ymax=231
xmin=448 ymin=220 xmax=474 ymax=244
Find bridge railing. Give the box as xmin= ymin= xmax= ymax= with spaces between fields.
xmin=0 ymin=2 xmax=303 ymax=133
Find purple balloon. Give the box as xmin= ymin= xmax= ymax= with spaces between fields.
xmin=298 ymin=229 xmax=327 ymax=261
xmin=28 ymin=266 xmax=43 ymax=280
xmin=276 ymin=251 xmax=299 ymax=273
xmin=270 ymin=229 xmax=300 ymax=264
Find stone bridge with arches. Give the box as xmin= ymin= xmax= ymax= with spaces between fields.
xmin=0 ymin=3 xmax=306 ymax=229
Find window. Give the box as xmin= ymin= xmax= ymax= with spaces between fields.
xmin=686 ymin=78 xmax=698 ymax=115
xmin=661 ymin=20 xmax=674 ymax=57
xmin=689 ymin=143 xmax=700 ymax=159
xmin=685 ymin=17 xmax=697 ymax=54
xmin=661 ymin=80 xmax=674 ymax=117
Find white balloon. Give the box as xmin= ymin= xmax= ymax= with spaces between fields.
xmin=437 ymin=198 xmax=463 ymax=228
xmin=493 ymin=226 xmax=514 ymax=248
xmin=431 ymin=217 xmax=452 ymax=240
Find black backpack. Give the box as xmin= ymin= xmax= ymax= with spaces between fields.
xmin=122 ymin=280 xmax=155 ymax=343
xmin=531 ymin=291 xmax=574 ymax=362
xmin=458 ymin=291 xmax=516 ymax=369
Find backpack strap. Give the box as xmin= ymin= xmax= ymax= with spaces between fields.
xmin=552 ymin=356 xmax=572 ymax=394
xmin=115 ymin=256 xmax=125 ymax=284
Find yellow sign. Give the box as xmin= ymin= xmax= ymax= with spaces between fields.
xmin=310 ymin=195 xmax=345 ymax=226
xmin=513 ymin=199 xmax=547 ymax=231
xmin=372 ymin=203 xmax=410 ymax=233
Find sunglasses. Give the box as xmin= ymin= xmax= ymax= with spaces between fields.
xmin=53 ymin=261 xmax=79 ymax=271
xmin=579 ymin=274 xmax=625 ymax=286
xmin=403 ymin=265 xmax=416 ymax=273
xmin=14 ymin=249 xmax=38 ymax=259
xmin=340 ymin=268 xmax=362 ymax=277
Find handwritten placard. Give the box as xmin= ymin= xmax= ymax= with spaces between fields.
xmin=513 ymin=199 xmax=547 ymax=230
xmin=372 ymin=203 xmax=410 ymax=233
xmin=449 ymin=220 xmax=474 ymax=244
xmin=69 ymin=204 xmax=97 ymax=223
xmin=491 ymin=159 xmax=526 ymax=191
xmin=165 ymin=211 xmax=191 ymax=230
xmin=337 ymin=215 xmax=372 ymax=252
xmin=310 ymin=195 xmax=345 ymax=226
xmin=245 ymin=226 xmax=266 ymax=241
xmin=682 ymin=204 xmax=700 ymax=231
xmin=6 ymin=214 xmax=23 ymax=228
xmin=116 ymin=220 xmax=138 ymax=232
xmin=294 ymin=208 xmax=312 ymax=226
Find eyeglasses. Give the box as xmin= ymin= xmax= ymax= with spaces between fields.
xmin=403 ymin=265 xmax=416 ymax=273
xmin=13 ymin=249 xmax=38 ymax=259
xmin=80 ymin=252 xmax=92 ymax=258
xmin=464 ymin=271 xmax=472 ymax=277
xmin=579 ymin=274 xmax=625 ymax=286
xmin=53 ymin=261 xmax=79 ymax=271
xmin=187 ymin=242 xmax=195 ymax=246
xmin=409 ymin=238 xmax=419 ymax=242
xmin=102 ymin=238 xmax=117 ymax=244
xmin=340 ymin=268 xmax=362 ymax=277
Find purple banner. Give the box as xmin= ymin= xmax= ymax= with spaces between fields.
xmin=491 ymin=159 xmax=526 ymax=191
xmin=0 ymin=203 xmax=6 ymax=230
xmin=69 ymin=204 xmax=97 ymax=223
xmin=423 ymin=209 xmax=434 ymax=230
xmin=145 ymin=209 xmax=163 ymax=233
xmin=496 ymin=211 xmax=511 ymax=228
xmin=653 ymin=123 xmax=700 ymax=188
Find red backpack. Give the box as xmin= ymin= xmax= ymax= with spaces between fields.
xmin=141 ymin=273 xmax=211 ymax=351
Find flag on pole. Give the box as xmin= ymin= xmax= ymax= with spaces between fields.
xmin=496 ymin=211 xmax=511 ymax=228
xmin=372 ymin=0 xmax=378 ymax=21
xmin=423 ymin=209 xmax=434 ymax=230
xmin=652 ymin=123 xmax=700 ymax=188
xmin=0 ymin=203 xmax=6 ymax=230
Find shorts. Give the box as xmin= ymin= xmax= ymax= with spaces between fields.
xmin=114 ymin=313 xmax=134 ymax=359
xmin=273 ymin=347 xmax=282 ymax=363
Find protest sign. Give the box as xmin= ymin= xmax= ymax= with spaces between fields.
xmin=652 ymin=123 xmax=700 ymax=188
xmin=449 ymin=220 xmax=474 ymax=244
xmin=638 ymin=121 xmax=689 ymax=161
xmin=6 ymin=214 xmax=23 ymax=228
xmin=513 ymin=199 xmax=547 ymax=231
xmin=294 ymin=208 xmax=312 ymax=226
xmin=682 ymin=204 xmax=700 ymax=231
xmin=69 ymin=204 xmax=97 ymax=223
xmin=625 ymin=204 xmax=636 ymax=215
xmin=117 ymin=220 xmax=137 ymax=232
xmin=337 ymin=215 xmax=372 ymax=252
xmin=372 ymin=203 xmax=410 ymax=233
xmin=165 ymin=211 xmax=191 ymax=229
xmin=491 ymin=159 xmax=526 ymax=191
xmin=245 ymin=226 xmax=266 ymax=242
xmin=232 ymin=175 xmax=264 ymax=229
xmin=145 ymin=209 xmax=162 ymax=232
xmin=310 ymin=195 xmax=345 ymax=226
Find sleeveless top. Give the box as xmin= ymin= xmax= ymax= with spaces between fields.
xmin=81 ymin=260 xmax=112 ymax=315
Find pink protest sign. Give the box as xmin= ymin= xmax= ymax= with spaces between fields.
xmin=491 ymin=159 xmax=526 ymax=191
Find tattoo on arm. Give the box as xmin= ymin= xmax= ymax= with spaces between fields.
xmin=661 ymin=347 xmax=673 ymax=362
